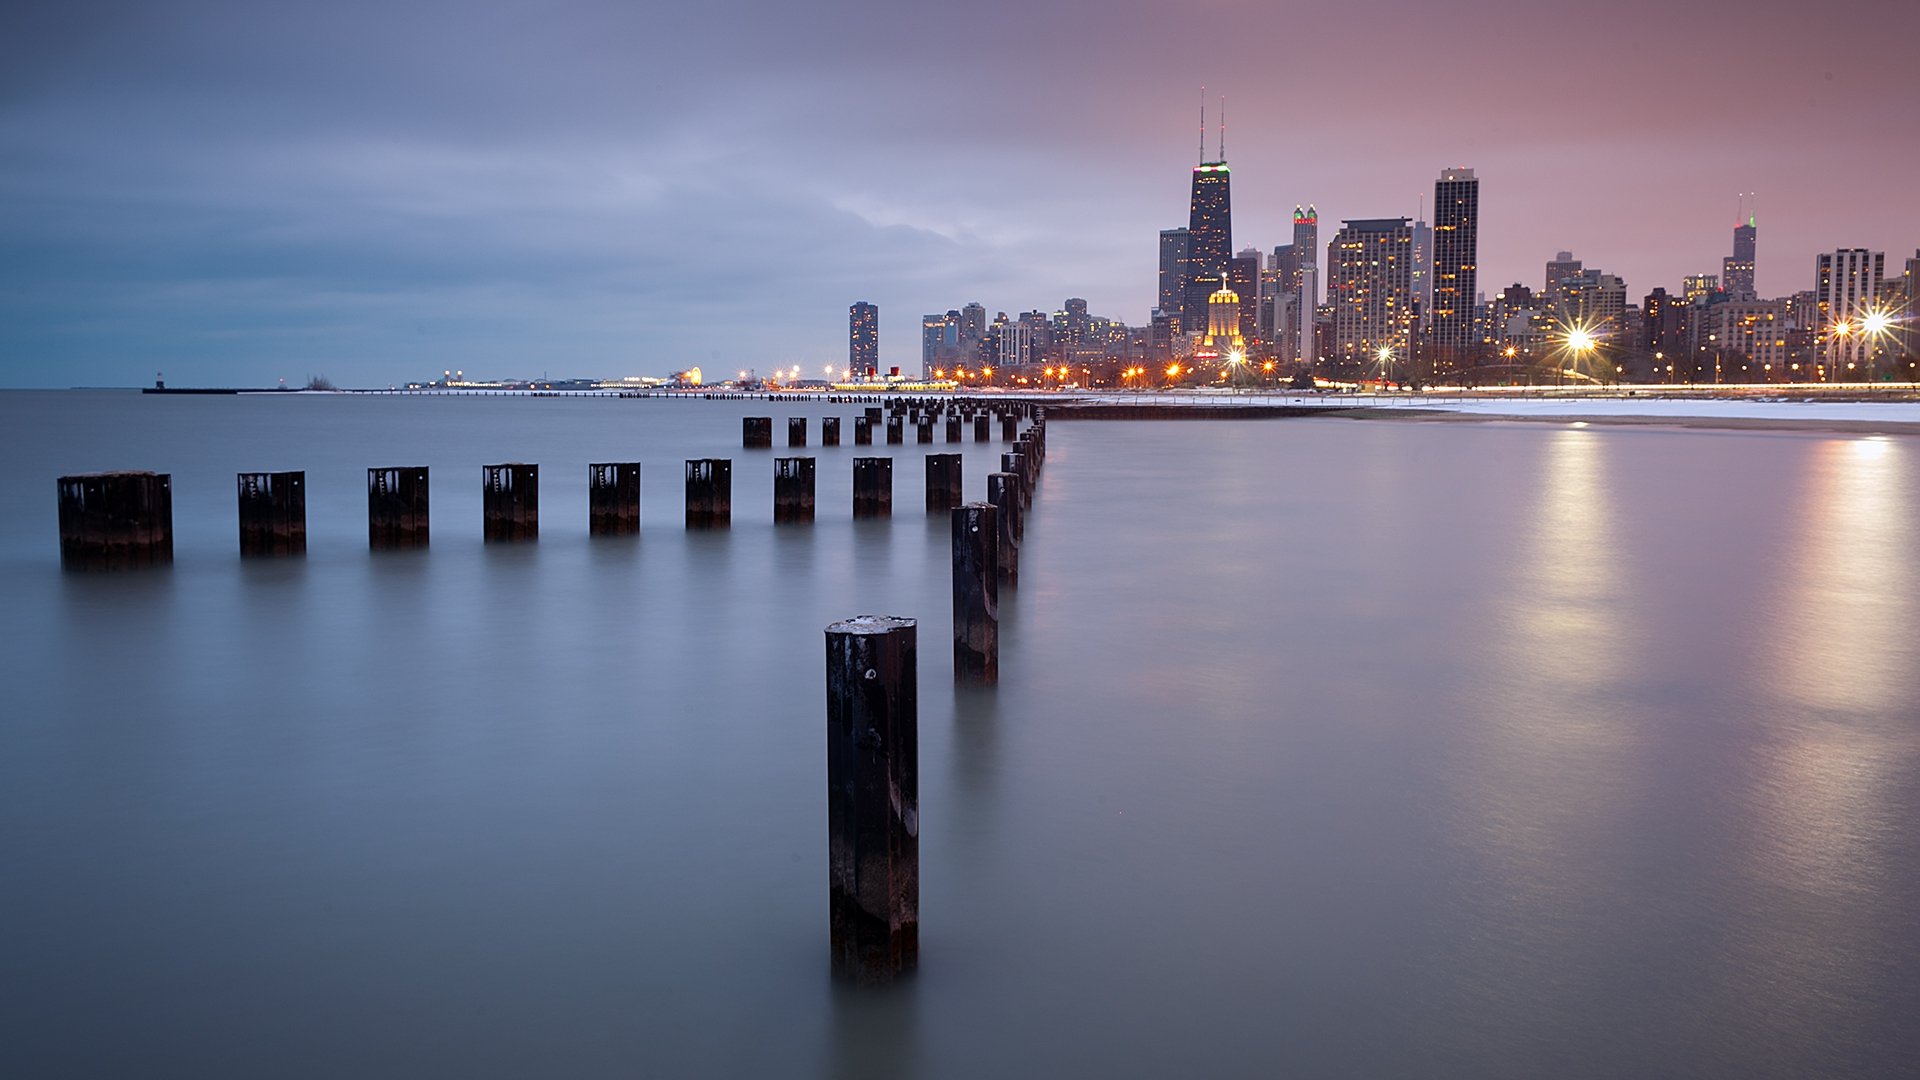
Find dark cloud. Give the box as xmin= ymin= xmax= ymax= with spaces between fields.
xmin=4 ymin=0 xmax=1917 ymax=385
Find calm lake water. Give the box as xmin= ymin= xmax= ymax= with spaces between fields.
xmin=2 ymin=391 xmax=1916 ymax=1079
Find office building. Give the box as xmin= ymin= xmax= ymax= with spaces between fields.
xmin=1814 ymin=248 xmax=1885 ymax=374
xmin=1432 ymin=168 xmax=1479 ymax=362
xmin=1328 ymin=217 xmax=1416 ymax=370
xmin=1159 ymin=228 xmax=1190 ymax=324
xmin=849 ymin=302 xmax=878 ymax=375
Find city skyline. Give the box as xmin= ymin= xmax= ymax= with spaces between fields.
xmin=3 ymin=0 xmax=1918 ymax=386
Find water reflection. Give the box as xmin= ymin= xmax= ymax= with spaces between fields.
xmin=1775 ymin=437 xmax=1912 ymax=713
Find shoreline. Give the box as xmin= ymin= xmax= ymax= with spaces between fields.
xmin=1326 ymin=406 xmax=1920 ymax=436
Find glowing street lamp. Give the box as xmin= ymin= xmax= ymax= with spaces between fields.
xmin=1376 ymin=345 xmax=1395 ymax=389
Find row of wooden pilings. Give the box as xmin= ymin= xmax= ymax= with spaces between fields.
xmin=742 ymin=403 xmax=1025 ymax=449
xmin=828 ymin=408 xmax=1046 ymax=984
xmin=52 ymin=404 xmax=1053 ymax=989
xmin=54 ymin=450 xmax=1025 ymax=566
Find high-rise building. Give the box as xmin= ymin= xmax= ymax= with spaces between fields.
xmin=1432 ymin=168 xmax=1480 ymax=362
xmin=1158 ymin=228 xmax=1190 ymax=322
xmin=1293 ymin=206 xmax=1319 ymax=365
xmin=1328 ymin=218 xmax=1416 ymax=371
xmin=1814 ymin=248 xmax=1885 ymax=374
xmin=921 ymin=313 xmax=951 ymax=377
xmin=959 ymin=302 xmax=987 ymax=346
xmin=1545 ymin=252 xmax=1582 ymax=295
xmin=1229 ymin=250 xmax=1261 ymax=345
xmin=849 ymin=302 xmax=878 ymax=375
xmin=1410 ymin=219 xmax=1432 ymax=322
xmin=1182 ymin=154 xmax=1233 ymax=335
xmin=1683 ymin=274 xmax=1720 ymax=304
xmin=1724 ymin=207 xmax=1758 ymax=300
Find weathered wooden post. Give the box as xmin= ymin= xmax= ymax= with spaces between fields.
xmin=924 ymin=453 xmax=962 ymax=513
xmin=915 ymin=417 xmax=933 ymax=444
xmin=774 ymin=456 xmax=816 ymax=524
xmin=865 ymin=406 xmax=883 ymax=425
xmin=368 ymin=466 xmax=429 ymax=549
xmin=951 ymin=503 xmax=998 ymax=684
xmin=685 ymin=458 xmax=733 ymax=528
xmin=854 ymin=416 xmax=873 ymax=445
xmin=57 ymin=472 xmax=173 ymax=570
xmin=886 ymin=416 xmax=904 ymax=445
xmin=822 ymin=417 xmax=841 ymax=446
xmin=1001 ymin=414 xmax=1017 ymax=441
xmin=973 ymin=414 xmax=989 ymax=442
xmin=944 ymin=416 xmax=961 ymax=442
xmin=852 ymin=457 xmax=892 ymax=518
xmin=824 ymin=615 xmax=918 ymax=984
xmin=236 ymin=471 xmax=305 ymax=557
xmin=987 ymin=472 xmax=1019 ymax=583
xmin=789 ymin=417 xmax=808 ymax=447
xmin=482 ymin=463 xmax=539 ymax=542
xmin=588 ymin=462 xmax=641 ymax=536
xmin=744 ymin=417 xmax=774 ymax=448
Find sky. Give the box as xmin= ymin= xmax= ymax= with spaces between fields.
xmin=3 ymin=0 xmax=1918 ymax=387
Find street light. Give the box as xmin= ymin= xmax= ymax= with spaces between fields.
xmin=1376 ymin=345 xmax=1395 ymax=390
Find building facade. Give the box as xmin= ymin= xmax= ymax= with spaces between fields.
xmin=849 ymin=302 xmax=879 ymax=375
xmin=1431 ymin=168 xmax=1479 ymax=363
xmin=1813 ymin=248 xmax=1885 ymax=374
xmin=1327 ymin=218 xmax=1415 ymax=372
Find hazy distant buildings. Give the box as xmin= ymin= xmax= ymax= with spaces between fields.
xmin=1431 ymin=168 xmax=1479 ymax=362
xmin=849 ymin=301 xmax=878 ymax=375
xmin=1328 ymin=217 xmax=1415 ymax=371
xmin=1545 ymin=252 xmax=1582 ymax=295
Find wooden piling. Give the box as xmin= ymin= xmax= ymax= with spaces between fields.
xmin=865 ymin=406 xmax=883 ymax=425
xmin=853 ymin=457 xmax=892 ymax=518
xmin=588 ymin=462 xmax=641 ymax=536
xmin=987 ymin=472 xmax=1019 ymax=582
xmin=945 ymin=416 xmax=961 ymax=442
xmin=886 ymin=417 xmax=904 ymax=445
xmin=685 ymin=458 xmax=733 ymax=528
xmin=854 ymin=416 xmax=873 ymax=445
xmin=824 ymin=615 xmax=919 ymax=985
xmin=368 ymin=466 xmax=429 ymax=549
xmin=974 ymin=415 xmax=989 ymax=442
xmin=1003 ymin=452 xmax=1029 ymax=509
xmin=235 ymin=471 xmax=305 ymax=557
xmin=775 ymin=456 xmax=816 ymax=524
xmin=951 ymin=503 xmax=998 ymax=684
xmin=57 ymin=471 xmax=173 ymax=570
xmin=744 ymin=417 xmax=773 ymax=448
xmin=822 ymin=417 xmax=841 ymax=446
xmin=789 ymin=417 xmax=808 ymax=447
xmin=915 ymin=418 xmax=933 ymax=444
xmin=482 ymin=463 xmax=539 ymax=542
xmin=924 ymin=453 xmax=962 ymax=513
xmin=1001 ymin=415 xmax=1017 ymax=441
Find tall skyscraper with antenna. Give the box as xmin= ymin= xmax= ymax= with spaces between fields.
xmin=1724 ymin=194 xmax=1757 ymax=300
xmin=1293 ymin=206 xmax=1318 ymax=363
xmin=1180 ymin=94 xmax=1233 ymax=336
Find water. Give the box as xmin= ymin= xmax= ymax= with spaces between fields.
xmin=2 ymin=391 xmax=1917 ymax=1079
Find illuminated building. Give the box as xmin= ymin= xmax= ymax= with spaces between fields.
xmin=849 ymin=301 xmax=878 ymax=376
xmin=1328 ymin=217 xmax=1415 ymax=370
xmin=1181 ymin=105 xmax=1233 ymax=335
xmin=1814 ymin=248 xmax=1885 ymax=372
xmin=1724 ymin=198 xmax=1757 ymax=300
xmin=1554 ymin=269 xmax=1628 ymax=336
xmin=1683 ymin=274 xmax=1720 ymax=304
xmin=1293 ymin=206 xmax=1318 ymax=365
xmin=1203 ymin=284 xmax=1244 ymax=353
xmin=1642 ymin=287 xmax=1686 ymax=354
xmin=1432 ymin=168 xmax=1479 ymax=363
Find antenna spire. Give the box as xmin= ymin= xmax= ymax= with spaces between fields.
xmin=1218 ymin=95 xmax=1226 ymax=161
xmin=1198 ymin=86 xmax=1206 ymax=164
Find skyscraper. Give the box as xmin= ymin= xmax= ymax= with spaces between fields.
xmin=1229 ymin=250 xmax=1261 ymax=345
xmin=1545 ymin=252 xmax=1582 ymax=294
xmin=1724 ymin=205 xmax=1757 ymax=300
xmin=849 ymin=302 xmax=878 ymax=375
xmin=1293 ymin=206 xmax=1318 ymax=363
xmin=1814 ymin=249 xmax=1885 ymax=374
xmin=1431 ymin=168 xmax=1479 ymax=362
xmin=1158 ymin=228 xmax=1190 ymax=321
xmin=1181 ymin=110 xmax=1233 ymax=335
xmin=1328 ymin=218 xmax=1415 ymax=371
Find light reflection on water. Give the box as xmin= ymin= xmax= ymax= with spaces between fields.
xmin=1 ymin=395 xmax=1916 ymax=1079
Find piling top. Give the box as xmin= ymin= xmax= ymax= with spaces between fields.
xmin=826 ymin=614 xmax=917 ymax=636
xmin=59 ymin=470 xmax=164 ymax=480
